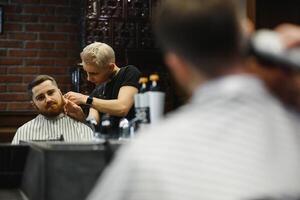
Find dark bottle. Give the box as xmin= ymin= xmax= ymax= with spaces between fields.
xmin=139 ymin=77 xmax=148 ymax=93
xmin=99 ymin=113 xmax=112 ymax=137
xmin=149 ymin=74 xmax=160 ymax=91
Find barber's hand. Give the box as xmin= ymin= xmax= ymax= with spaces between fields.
xmin=275 ymin=23 xmax=300 ymax=48
xmin=64 ymin=98 xmax=86 ymax=122
xmin=64 ymin=92 xmax=87 ymax=105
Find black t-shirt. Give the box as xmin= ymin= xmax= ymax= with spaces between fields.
xmin=91 ymin=65 xmax=141 ymax=136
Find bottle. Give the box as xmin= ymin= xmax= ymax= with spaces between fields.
xmin=99 ymin=113 xmax=112 ymax=138
xmin=135 ymin=77 xmax=150 ymax=128
xmin=148 ymin=74 xmax=165 ymax=124
xmin=149 ymin=74 xmax=160 ymax=91
xmin=139 ymin=77 xmax=148 ymax=93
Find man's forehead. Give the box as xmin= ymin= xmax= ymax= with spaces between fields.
xmin=83 ymin=62 xmax=110 ymax=73
xmin=32 ymin=80 xmax=58 ymax=96
xmin=83 ymin=63 xmax=99 ymax=72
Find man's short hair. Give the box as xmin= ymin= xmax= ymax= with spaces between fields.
xmin=80 ymin=42 xmax=115 ymax=70
xmin=154 ymin=0 xmax=244 ymax=76
xmin=28 ymin=75 xmax=58 ymax=100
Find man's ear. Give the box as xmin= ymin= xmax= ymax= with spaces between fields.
xmin=165 ymin=52 xmax=191 ymax=85
xmin=108 ymin=63 xmax=115 ymax=71
xmin=31 ymin=100 xmax=38 ymax=110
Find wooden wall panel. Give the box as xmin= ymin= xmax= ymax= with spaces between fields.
xmin=0 ymin=112 xmax=37 ymax=143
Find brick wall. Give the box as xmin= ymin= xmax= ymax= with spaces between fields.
xmin=0 ymin=0 xmax=83 ymax=111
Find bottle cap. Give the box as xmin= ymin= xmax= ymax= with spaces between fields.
xmin=149 ymin=74 xmax=159 ymax=81
xmin=139 ymin=77 xmax=148 ymax=84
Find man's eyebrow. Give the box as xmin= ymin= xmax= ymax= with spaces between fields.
xmin=35 ymin=93 xmax=44 ymax=99
xmin=34 ymin=88 xmax=57 ymax=97
xmin=88 ymin=71 xmax=99 ymax=74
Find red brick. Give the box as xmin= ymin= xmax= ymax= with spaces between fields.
xmin=0 ymin=76 xmax=23 ymax=83
xmin=7 ymin=102 xmax=33 ymax=111
xmin=0 ymin=93 xmax=28 ymax=101
xmin=0 ymin=41 xmax=23 ymax=48
xmin=9 ymin=32 xmax=37 ymax=40
xmin=8 ymin=66 xmax=39 ymax=74
xmin=4 ymin=5 xmax=23 ymax=14
xmin=39 ymin=66 xmax=67 ymax=74
xmin=7 ymin=84 xmax=27 ymax=92
xmin=67 ymin=51 xmax=80 ymax=57
xmin=25 ymin=59 xmax=55 ymax=66
xmin=11 ymin=0 xmax=40 ymax=4
xmin=0 ymin=59 xmax=23 ymax=65
xmin=0 ymin=33 xmax=9 ymax=40
xmin=55 ymin=42 xmax=79 ymax=50
xmin=70 ymin=0 xmax=81 ymax=6
xmin=0 ymin=0 xmax=82 ymax=112
xmin=9 ymin=50 xmax=38 ymax=57
xmin=0 ymin=50 xmax=7 ymax=56
xmin=0 ymin=103 xmax=7 ymax=110
xmin=4 ymin=23 xmax=23 ymax=32
xmin=69 ymin=16 xmax=79 ymax=24
xmin=55 ymin=25 xmax=78 ymax=32
xmin=25 ymin=41 xmax=54 ymax=49
xmin=55 ymin=59 xmax=78 ymax=67
xmin=22 ymin=75 xmax=37 ymax=83
xmin=23 ymin=6 xmax=55 ymax=14
xmin=26 ymin=24 xmax=54 ymax=32
xmin=39 ymin=51 xmax=67 ymax=58
xmin=68 ymin=34 xmax=79 ymax=41
xmin=40 ymin=0 xmax=69 ymax=5
xmin=6 ymin=14 xmax=39 ymax=23
xmin=55 ymin=7 xmax=77 ymax=16
xmin=55 ymin=76 xmax=71 ymax=84
xmin=39 ymin=16 xmax=68 ymax=23
xmin=39 ymin=33 xmax=68 ymax=41
xmin=0 ymin=85 xmax=7 ymax=92
xmin=0 ymin=67 xmax=7 ymax=74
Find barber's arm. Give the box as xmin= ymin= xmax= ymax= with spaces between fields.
xmin=87 ymin=107 xmax=100 ymax=122
xmin=65 ymin=86 xmax=138 ymax=117
xmin=64 ymin=98 xmax=100 ymax=125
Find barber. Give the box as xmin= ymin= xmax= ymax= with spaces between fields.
xmin=64 ymin=42 xmax=141 ymax=137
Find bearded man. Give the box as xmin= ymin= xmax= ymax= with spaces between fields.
xmin=12 ymin=75 xmax=93 ymax=144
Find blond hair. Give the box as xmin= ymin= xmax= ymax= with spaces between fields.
xmin=80 ymin=42 xmax=115 ymax=69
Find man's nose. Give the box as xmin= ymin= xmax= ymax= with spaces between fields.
xmin=87 ymin=74 xmax=92 ymax=82
xmin=45 ymin=95 xmax=52 ymax=102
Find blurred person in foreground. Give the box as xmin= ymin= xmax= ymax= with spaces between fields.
xmin=64 ymin=42 xmax=141 ymax=137
xmin=87 ymin=0 xmax=300 ymax=199
xmin=12 ymin=75 xmax=93 ymax=144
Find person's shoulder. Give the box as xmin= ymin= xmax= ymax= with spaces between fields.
xmin=123 ymin=65 xmax=141 ymax=74
xmin=117 ymin=65 xmax=141 ymax=88
xmin=124 ymin=65 xmax=139 ymax=70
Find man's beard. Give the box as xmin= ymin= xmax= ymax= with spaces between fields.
xmin=37 ymin=96 xmax=65 ymax=118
